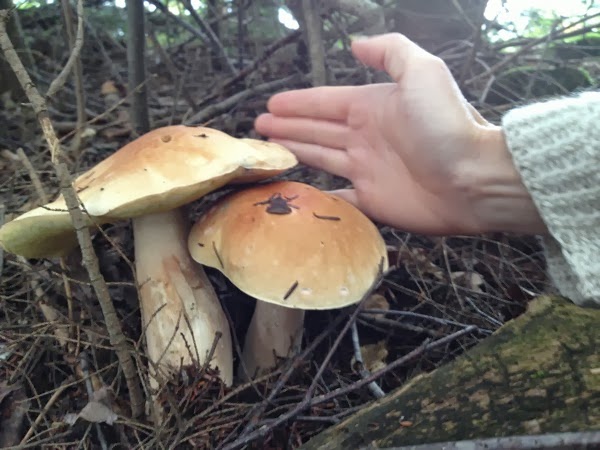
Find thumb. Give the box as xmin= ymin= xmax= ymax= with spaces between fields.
xmin=351 ymin=33 xmax=429 ymax=83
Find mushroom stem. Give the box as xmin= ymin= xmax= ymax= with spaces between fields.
xmin=133 ymin=209 xmax=233 ymax=390
xmin=239 ymin=301 xmax=305 ymax=379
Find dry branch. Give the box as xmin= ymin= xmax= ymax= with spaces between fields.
xmin=180 ymin=0 xmax=237 ymax=76
xmin=301 ymin=0 xmax=327 ymax=86
xmin=59 ymin=0 xmax=87 ymax=153
xmin=223 ymin=29 xmax=302 ymax=90
xmin=183 ymin=73 xmax=308 ymax=125
xmin=0 ymin=7 xmax=145 ymax=418
xmin=145 ymin=0 xmax=209 ymax=48
xmin=45 ymin=0 xmax=84 ymax=99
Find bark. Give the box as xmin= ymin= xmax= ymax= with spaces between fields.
xmin=300 ymin=0 xmax=327 ymax=86
xmin=0 ymin=0 xmax=21 ymax=97
xmin=126 ymin=0 xmax=150 ymax=134
xmin=300 ymin=296 xmax=600 ymax=449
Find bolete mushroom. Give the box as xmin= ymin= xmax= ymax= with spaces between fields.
xmin=187 ymin=181 xmax=388 ymax=378
xmin=0 ymin=126 xmax=298 ymax=389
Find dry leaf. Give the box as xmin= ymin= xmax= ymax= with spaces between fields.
xmin=352 ymin=340 xmax=388 ymax=373
xmin=78 ymin=401 xmax=118 ymax=425
xmin=101 ymin=80 xmax=119 ymax=96
xmin=63 ymin=386 xmax=117 ymax=426
xmin=450 ymin=271 xmax=485 ymax=292
xmin=364 ymin=294 xmax=389 ymax=319
xmin=400 ymin=247 xmax=444 ymax=280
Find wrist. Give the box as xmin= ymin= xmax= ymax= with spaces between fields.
xmin=461 ymin=126 xmax=548 ymax=235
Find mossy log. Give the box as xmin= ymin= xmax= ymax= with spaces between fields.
xmin=300 ymin=296 xmax=600 ymax=449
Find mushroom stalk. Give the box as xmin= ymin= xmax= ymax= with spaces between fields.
xmin=239 ymin=301 xmax=305 ymax=379
xmin=133 ymin=209 xmax=233 ymax=389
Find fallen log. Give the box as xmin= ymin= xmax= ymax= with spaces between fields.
xmin=300 ymin=296 xmax=600 ymax=449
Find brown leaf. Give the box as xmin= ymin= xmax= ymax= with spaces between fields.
xmin=352 ymin=340 xmax=388 ymax=373
xmin=364 ymin=293 xmax=389 ymax=319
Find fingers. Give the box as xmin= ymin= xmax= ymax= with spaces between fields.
xmin=265 ymin=85 xmax=366 ymax=121
xmin=269 ymin=139 xmax=350 ymax=178
xmin=255 ymin=114 xmax=349 ymax=150
xmin=351 ymin=33 xmax=431 ymax=83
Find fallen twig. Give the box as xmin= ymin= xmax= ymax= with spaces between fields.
xmin=222 ymin=326 xmax=478 ymax=450
xmin=350 ymin=322 xmax=385 ymax=399
xmin=20 ymin=377 xmax=73 ymax=445
xmin=79 ymin=352 xmax=109 ymax=450
xmin=45 ymin=0 xmax=84 ymax=99
xmin=0 ymin=7 xmax=145 ymax=418
xmin=184 ymin=74 xmax=308 ymax=125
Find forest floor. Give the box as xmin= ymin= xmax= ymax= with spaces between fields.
xmin=0 ymin=10 xmax=572 ymax=448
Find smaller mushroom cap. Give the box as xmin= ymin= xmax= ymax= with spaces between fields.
xmin=187 ymin=181 xmax=388 ymax=310
xmin=0 ymin=126 xmax=297 ymax=258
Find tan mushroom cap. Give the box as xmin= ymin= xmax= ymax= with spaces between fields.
xmin=0 ymin=126 xmax=297 ymax=258
xmin=187 ymin=181 xmax=388 ymax=310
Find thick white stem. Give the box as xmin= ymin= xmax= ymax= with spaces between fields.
xmin=239 ymin=301 xmax=305 ymax=379
xmin=133 ymin=210 xmax=233 ymax=390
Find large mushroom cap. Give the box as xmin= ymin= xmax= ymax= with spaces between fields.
xmin=188 ymin=181 xmax=388 ymax=310
xmin=0 ymin=126 xmax=297 ymax=258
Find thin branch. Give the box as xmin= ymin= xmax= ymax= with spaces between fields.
xmin=0 ymin=7 xmax=145 ymax=418
xmin=223 ymin=30 xmax=301 ymax=90
xmin=222 ymin=327 xmax=477 ymax=450
xmin=184 ymin=74 xmax=308 ymax=125
xmin=146 ymin=0 xmax=209 ymax=45
xmin=465 ymin=14 xmax=600 ymax=86
xmin=148 ymin=28 xmax=198 ymax=112
xmin=179 ymin=0 xmax=237 ymax=76
xmin=60 ymin=0 xmax=87 ymax=154
xmin=350 ymin=322 xmax=385 ymax=398
xmin=16 ymin=147 xmax=48 ymax=204
xmin=45 ymin=0 xmax=84 ymax=99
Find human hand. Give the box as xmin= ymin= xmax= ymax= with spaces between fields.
xmin=255 ymin=33 xmax=547 ymax=235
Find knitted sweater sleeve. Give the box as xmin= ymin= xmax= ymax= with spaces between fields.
xmin=500 ymin=91 xmax=600 ymax=308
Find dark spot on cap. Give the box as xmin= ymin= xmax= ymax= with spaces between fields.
xmin=284 ymin=281 xmax=299 ymax=300
xmin=161 ymin=135 xmax=172 ymax=143
xmin=313 ymin=212 xmax=341 ymax=221
xmin=197 ymin=242 xmax=205 ymax=247
xmin=194 ymin=133 xmax=208 ymax=138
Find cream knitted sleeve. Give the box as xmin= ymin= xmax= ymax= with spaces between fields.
xmin=501 ymin=91 xmax=600 ymax=308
